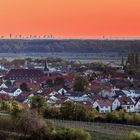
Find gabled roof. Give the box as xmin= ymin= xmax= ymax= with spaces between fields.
xmin=15 ymin=92 xmax=31 ymax=102
xmin=114 ymin=90 xmax=126 ymax=97
xmin=54 ymin=94 xmax=68 ymax=100
xmin=40 ymin=87 xmax=56 ymax=96
xmin=75 ymin=100 xmax=92 ymax=107
xmin=5 ymin=69 xmax=44 ymax=80
xmin=0 ymin=83 xmax=8 ymax=89
xmin=66 ymin=91 xmax=89 ymax=97
xmin=0 ymin=93 xmax=12 ymax=101
xmin=15 ymin=81 xmax=38 ymax=90
xmin=118 ymin=96 xmax=134 ymax=105
xmin=0 ymin=87 xmax=17 ymax=93
xmin=36 ymin=76 xmax=56 ymax=83
xmin=89 ymin=81 xmax=112 ymax=93
xmin=96 ymin=99 xmax=112 ymax=108
xmin=0 ymin=90 xmax=8 ymax=94
xmin=53 ymin=85 xmax=64 ymax=91
xmin=90 ymin=95 xmax=103 ymax=102
xmin=105 ymin=72 xmax=128 ymax=79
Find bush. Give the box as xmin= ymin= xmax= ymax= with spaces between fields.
xmin=0 ymin=110 xmax=91 ymax=140
xmin=73 ymin=76 xmax=89 ymax=92
xmin=94 ymin=115 xmax=105 ymax=122
xmin=44 ymin=106 xmax=61 ymax=119
xmin=14 ymin=110 xmax=49 ymax=139
xmin=0 ymin=117 xmax=13 ymax=131
xmin=11 ymin=101 xmax=21 ymax=117
xmin=129 ymin=130 xmax=140 ymax=140
xmin=60 ymin=101 xmax=97 ymax=121
xmin=104 ymin=110 xmax=140 ymax=125
xmin=50 ymin=127 xmax=91 ymax=140
xmin=106 ymin=111 xmax=121 ymax=123
xmin=31 ymin=95 xmax=47 ymax=115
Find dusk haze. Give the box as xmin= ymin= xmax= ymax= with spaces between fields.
xmin=0 ymin=0 xmax=139 ymax=38
xmin=0 ymin=1 xmax=140 ymax=140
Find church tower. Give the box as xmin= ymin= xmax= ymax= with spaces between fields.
xmin=44 ymin=59 xmax=49 ymax=71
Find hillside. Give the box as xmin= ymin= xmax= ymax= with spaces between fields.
xmin=0 ymin=39 xmax=140 ymax=54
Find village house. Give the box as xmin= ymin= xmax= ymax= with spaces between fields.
xmin=47 ymin=94 xmax=68 ymax=107
xmin=57 ymin=88 xmax=67 ymax=95
xmin=134 ymin=99 xmax=140 ymax=112
xmin=112 ymin=96 xmax=135 ymax=112
xmin=16 ymin=92 xmax=34 ymax=107
xmin=111 ymin=87 xmax=121 ymax=97
xmin=0 ymin=83 xmax=8 ymax=89
xmin=5 ymin=69 xmax=45 ymax=81
xmin=37 ymin=87 xmax=58 ymax=97
xmin=122 ymin=89 xmax=140 ymax=97
xmin=93 ymin=99 xmax=112 ymax=113
xmin=65 ymin=91 xmax=91 ymax=102
xmin=13 ymin=88 xmax=23 ymax=97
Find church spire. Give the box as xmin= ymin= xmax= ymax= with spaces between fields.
xmin=44 ymin=59 xmax=49 ymax=71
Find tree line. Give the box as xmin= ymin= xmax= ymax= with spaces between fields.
xmin=30 ymin=95 xmax=140 ymax=126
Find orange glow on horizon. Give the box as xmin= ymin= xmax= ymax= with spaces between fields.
xmin=0 ymin=0 xmax=139 ymax=38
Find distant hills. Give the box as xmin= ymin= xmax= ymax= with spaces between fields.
xmin=0 ymin=39 xmax=140 ymax=55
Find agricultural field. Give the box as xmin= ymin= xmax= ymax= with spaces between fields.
xmin=51 ymin=119 xmax=140 ymax=140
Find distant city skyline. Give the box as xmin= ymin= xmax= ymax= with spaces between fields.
xmin=0 ymin=0 xmax=139 ymax=38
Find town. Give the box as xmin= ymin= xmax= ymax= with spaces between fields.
xmin=0 ymin=52 xmax=139 ymax=114
xmin=0 ymin=0 xmax=140 ymax=139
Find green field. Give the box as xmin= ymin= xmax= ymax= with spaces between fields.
xmin=91 ymin=131 xmax=128 ymax=140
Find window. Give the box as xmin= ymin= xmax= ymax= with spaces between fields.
xmin=127 ymin=106 xmax=130 ymax=109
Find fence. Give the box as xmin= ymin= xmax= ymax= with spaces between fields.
xmin=48 ymin=119 xmax=140 ymax=137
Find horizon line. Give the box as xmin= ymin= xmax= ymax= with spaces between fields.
xmin=0 ymin=37 xmax=140 ymax=40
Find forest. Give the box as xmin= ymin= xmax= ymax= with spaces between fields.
xmin=0 ymin=39 xmax=139 ymax=54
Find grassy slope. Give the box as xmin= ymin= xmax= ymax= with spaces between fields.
xmin=91 ymin=131 xmax=128 ymax=140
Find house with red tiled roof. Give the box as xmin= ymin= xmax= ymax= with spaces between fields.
xmin=90 ymin=95 xmax=103 ymax=102
xmin=112 ymin=96 xmax=135 ymax=112
xmin=0 ymin=93 xmax=12 ymax=101
xmin=16 ymin=92 xmax=34 ymax=107
xmin=54 ymin=96 xmax=70 ymax=107
xmin=0 ymin=90 xmax=8 ymax=95
xmin=36 ymin=76 xmax=56 ymax=84
xmin=89 ymin=81 xmax=112 ymax=96
xmin=37 ymin=87 xmax=58 ymax=97
xmin=57 ymin=88 xmax=67 ymax=95
xmin=105 ymin=72 xmax=128 ymax=79
xmin=47 ymin=93 xmax=69 ymax=107
xmin=5 ymin=69 xmax=45 ymax=81
xmin=0 ymin=87 xmax=23 ymax=97
xmin=111 ymin=80 xmax=130 ymax=89
xmin=93 ymin=99 xmax=112 ymax=113
xmin=15 ymin=81 xmax=39 ymax=91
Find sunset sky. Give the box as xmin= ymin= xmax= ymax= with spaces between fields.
xmin=0 ymin=0 xmax=140 ymax=38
